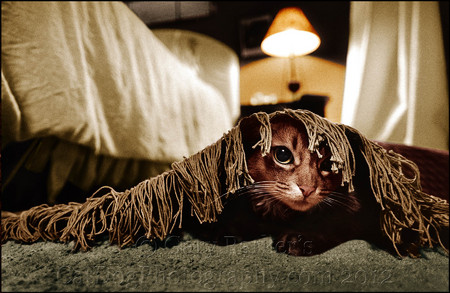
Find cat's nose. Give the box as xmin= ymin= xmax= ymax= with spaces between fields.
xmin=299 ymin=186 xmax=315 ymax=197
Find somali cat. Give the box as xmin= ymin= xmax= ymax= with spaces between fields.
xmin=183 ymin=114 xmax=389 ymax=256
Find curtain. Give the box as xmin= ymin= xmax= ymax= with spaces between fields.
xmin=341 ymin=1 xmax=448 ymax=151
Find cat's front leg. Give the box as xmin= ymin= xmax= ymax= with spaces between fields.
xmin=272 ymin=233 xmax=315 ymax=256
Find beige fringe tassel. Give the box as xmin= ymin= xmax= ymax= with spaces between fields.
xmin=1 ymin=109 xmax=448 ymax=257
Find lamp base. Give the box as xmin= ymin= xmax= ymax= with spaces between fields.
xmin=288 ymin=80 xmax=300 ymax=93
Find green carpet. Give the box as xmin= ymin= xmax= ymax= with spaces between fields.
xmin=1 ymin=235 xmax=448 ymax=292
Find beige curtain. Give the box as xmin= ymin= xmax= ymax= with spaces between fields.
xmin=341 ymin=1 xmax=448 ymax=150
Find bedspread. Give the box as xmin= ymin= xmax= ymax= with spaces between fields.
xmin=1 ymin=2 xmax=233 ymax=162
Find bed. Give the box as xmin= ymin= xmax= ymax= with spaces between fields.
xmin=1 ymin=1 xmax=239 ymax=210
xmin=1 ymin=2 xmax=448 ymax=292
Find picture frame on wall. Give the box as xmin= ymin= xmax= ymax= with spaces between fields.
xmin=239 ymin=14 xmax=272 ymax=59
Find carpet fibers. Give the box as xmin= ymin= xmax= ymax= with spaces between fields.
xmin=1 ymin=235 xmax=448 ymax=292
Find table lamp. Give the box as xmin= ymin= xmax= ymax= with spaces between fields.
xmin=261 ymin=7 xmax=321 ymax=95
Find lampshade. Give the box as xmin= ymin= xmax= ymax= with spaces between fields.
xmin=261 ymin=7 xmax=321 ymax=57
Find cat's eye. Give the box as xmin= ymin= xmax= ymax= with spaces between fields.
xmin=273 ymin=146 xmax=294 ymax=165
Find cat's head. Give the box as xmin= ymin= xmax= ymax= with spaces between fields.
xmin=240 ymin=113 xmax=354 ymax=216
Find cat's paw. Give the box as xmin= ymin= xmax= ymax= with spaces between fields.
xmin=272 ymin=233 xmax=314 ymax=256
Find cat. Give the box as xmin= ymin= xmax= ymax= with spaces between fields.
xmin=182 ymin=114 xmax=392 ymax=256
xmin=3 ymin=112 xmax=446 ymax=255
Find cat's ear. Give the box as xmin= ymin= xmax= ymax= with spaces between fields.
xmin=344 ymin=127 xmax=371 ymax=178
xmin=238 ymin=114 xmax=266 ymax=154
xmin=344 ymin=127 xmax=365 ymax=153
xmin=269 ymin=112 xmax=299 ymax=125
xmin=238 ymin=112 xmax=306 ymax=154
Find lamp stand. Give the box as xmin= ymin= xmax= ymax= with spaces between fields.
xmin=288 ymin=55 xmax=300 ymax=99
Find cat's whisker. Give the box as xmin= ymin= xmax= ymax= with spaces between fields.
xmin=318 ymin=191 xmax=359 ymax=213
xmin=236 ymin=190 xmax=273 ymax=199
xmin=318 ymin=198 xmax=333 ymax=208
xmin=228 ymin=181 xmax=278 ymax=194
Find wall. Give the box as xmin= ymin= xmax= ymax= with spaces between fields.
xmin=126 ymin=1 xmax=449 ymax=124
xmin=126 ymin=1 xmax=351 ymax=66
xmin=240 ymin=56 xmax=345 ymax=122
